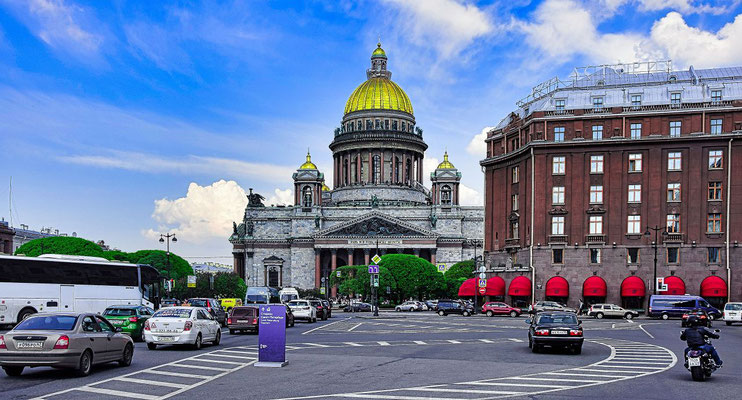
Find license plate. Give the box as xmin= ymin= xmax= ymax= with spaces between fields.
xmin=157 ymin=336 xmax=175 ymax=342
xmin=237 ymin=320 xmax=250 ymax=323
xmin=551 ymin=330 xmax=568 ymax=335
xmin=157 ymin=329 xmax=179 ymax=333
xmin=16 ymin=341 xmax=44 ymax=349
xmin=688 ymin=357 xmax=701 ymax=367
xmin=110 ymin=320 xmax=124 ymax=325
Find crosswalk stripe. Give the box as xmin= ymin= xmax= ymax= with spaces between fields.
xmin=304 ymin=343 xmax=331 ymax=347
xmin=464 ymin=382 xmax=570 ymax=388
xmin=606 ymin=360 xmax=670 ymax=365
xmin=171 ymin=363 xmax=233 ymax=371
xmin=575 ymin=368 xmax=642 ymax=374
xmin=413 ymin=387 xmax=525 ymax=395
xmin=113 ymin=377 xmax=188 ymax=389
xmin=593 ymin=364 xmax=663 ymax=369
xmin=203 ymin=353 xmax=257 ymax=360
xmin=341 ymin=394 xmax=463 ymax=400
xmin=514 ymin=376 xmax=604 ymax=383
xmin=76 ymin=386 xmax=159 ymax=400
xmin=143 ymin=369 xmax=213 ymax=379
xmin=541 ymin=372 xmax=627 ymax=378
xmin=190 ymin=357 xmax=245 ymax=366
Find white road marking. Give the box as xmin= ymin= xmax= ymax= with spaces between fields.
xmin=465 ymin=382 xmax=570 ymax=388
xmin=348 ymin=323 xmax=362 ymax=332
xmin=508 ymin=338 xmax=524 ymax=342
xmin=76 ymin=386 xmax=160 ymax=400
xmin=302 ymin=317 xmax=352 ymax=335
xmin=377 ymin=341 xmax=391 ymax=346
xmin=413 ymin=387 xmax=525 ymax=395
xmin=345 ymin=341 xmax=364 ymax=346
xmin=114 ymin=377 xmax=189 ymax=389
xmin=413 ymin=340 xmax=426 ymax=345
xmin=446 ymin=340 xmax=461 ymax=344
xmin=142 ymin=369 xmax=213 ymax=379
xmin=479 ymin=339 xmax=494 ymax=343
xmin=639 ymin=323 xmax=655 ymax=338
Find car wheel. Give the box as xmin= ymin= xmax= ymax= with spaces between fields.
xmin=76 ymin=350 xmax=93 ymax=377
xmin=17 ymin=308 xmax=36 ymax=323
xmin=708 ymin=315 xmax=715 ymax=321
xmin=213 ymin=330 xmax=221 ymax=345
xmin=531 ymin=344 xmax=540 ymax=353
xmin=118 ymin=343 xmax=133 ymax=367
xmin=661 ymin=313 xmax=669 ymax=320
xmin=726 ymin=321 xmax=732 ymax=326
xmin=624 ymin=313 xmax=634 ymax=320
xmin=463 ymin=311 xmax=471 ymax=317
xmin=486 ymin=311 xmax=494 ymax=317
xmin=596 ymin=312 xmax=604 ymax=319
xmin=139 ymin=328 xmax=147 ymax=342
xmin=147 ymin=343 xmax=157 ymax=350
xmin=510 ymin=311 xmax=518 ymax=318
xmin=193 ymin=334 xmax=202 ymax=350
xmin=395 ymin=308 xmax=401 ymax=312
xmin=438 ymin=311 xmax=445 ymax=316
xmin=2 ymin=366 xmax=23 ymax=377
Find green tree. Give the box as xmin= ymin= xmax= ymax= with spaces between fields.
xmin=444 ymin=260 xmax=475 ymax=298
xmin=213 ymin=272 xmax=247 ymax=299
xmin=379 ymin=254 xmax=446 ymax=302
xmin=126 ymin=250 xmax=193 ymax=280
xmin=15 ymin=237 xmax=106 ymax=257
xmin=330 ymin=265 xmax=396 ymax=302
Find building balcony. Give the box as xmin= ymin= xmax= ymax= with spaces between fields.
xmin=505 ymin=238 xmax=520 ymax=248
xmin=585 ymin=234 xmax=606 ymax=244
xmin=548 ymin=235 xmax=568 ymax=244
xmin=621 ymin=100 xmax=733 ymax=113
xmin=664 ymin=232 xmax=684 ymax=243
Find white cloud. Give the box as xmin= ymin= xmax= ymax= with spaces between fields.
xmin=459 ymin=183 xmax=482 ymax=206
xmin=423 ymin=156 xmax=440 ymax=187
xmin=467 ymin=126 xmax=494 ymax=157
xmin=638 ymin=0 xmax=732 ymax=15
xmin=265 ymin=188 xmax=293 ymax=206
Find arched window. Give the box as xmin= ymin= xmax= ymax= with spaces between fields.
xmin=394 ymin=156 xmax=401 ymax=183
xmin=352 ymin=156 xmax=359 ymax=183
xmin=302 ymin=186 xmax=313 ymax=207
xmin=343 ymin=159 xmax=349 ymax=185
xmin=405 ymin=160 xmax=412 ymax=184
xmin=357 ymin=120 xmax=362 ymax=130
xmin=441 ymin=185 xmax=452 ymax=205
xmin=372 ymin=155 xmax=381 ymax=184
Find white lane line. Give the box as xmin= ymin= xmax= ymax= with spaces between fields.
xmin=508 ymin=338 xmax=524 ymax=343
xmin=76 ymin=386 xmax=160 ymax=400
xmin=593 ymin=364 xmax=664 ymax=370
xmin=200 ymin=353 xmax=257 ymax=360
xmin=377 ymin=341 xmax=391 ymax=346
xmin=187 ymin=358 xmax=244 ymax=366
xmin=413 ymin=340 xmax=426 ymax=345
xmin=447 ymin=340 xmax=461 ymax=344
xmin=345 ymin=342 xmax=363 ymax=346
xmin=465 ymin=382 xmax=570 ymax=388
xmin=638 ymin=324 xmax=655 ymax=339
xmin=341 ymin=395 xmax=463 ymax=400
xmin=113 ymin=377 xmax=189 ymax=389
xmin=302 ymin=317 xmax=351 ymax=335
xmin=479 ymin=339 xmax=494 ymax=343
xmin=170 ymin=363 xmax=233 ymax=371
xmin=513 ymin=377 xmax=604 ymax=383
xmin=541 ymin=372 xmax=627 ymax=378
xmin=141 ymin=369 xmax=213 ymax=379
xmin=303 ymin=343 xmax=331 ymax=348
xmin=412 ymin=387 xmax=525 ymax=395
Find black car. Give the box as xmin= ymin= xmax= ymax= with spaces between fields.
xmin=321 ymin=300 xmax=332 ymax=318
xmin=436 ymin=300 xmax=474 ymax=316
xmin=185 ymin=298 xmax=227 ymax=327
xmin=308 ymin=299 xmax=328 ymax=320
xmin=527 ymin=311 xmax=583 ymax=354
xmin=682 ymin=308 xmax=712 ymax=327
xmin=343 ymin=302 xmax=372 ymax=312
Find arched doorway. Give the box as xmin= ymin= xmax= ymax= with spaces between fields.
xmin=660 ymin=276 xmax=685 ymax=295
xmin=582 ymin=276 xmax=607 ymax=307
xmin=620 ymin=276 xmax=645 ymax=310
xmin=486 ymin=276 xmax=506 ymax=302
xmin=545 ymin=276 xmax=569 ymax=304
xmin=508 ymin=276 xmax=531 ymax=308
xmin=700 ymin=276 xmax=727 ymax=310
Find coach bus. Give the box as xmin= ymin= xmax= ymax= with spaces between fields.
xmin=0 ymin=254 xmax=161 ymax=326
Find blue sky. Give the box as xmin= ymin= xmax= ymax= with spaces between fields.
xmin=1 ymin=0 xmax=741 ymax=263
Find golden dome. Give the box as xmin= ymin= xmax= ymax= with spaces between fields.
xmin=299 ymin=151 xmax=317 ymax=170
xmin=322 ymin=183 xmax=331 ymax=191
xmin=344 ymin=78 xmax=413 ymax=115
xmin=437 ymin=151 xmax=455 ymax=169
xmin=372 ymin=42 xmax=387 ymax=59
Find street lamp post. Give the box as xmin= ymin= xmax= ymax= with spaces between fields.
xmin=468 ymin=239 xmax=483 ymax=315
xmin=644 ymin=225 xmax=668 ymax=295
xmin=158 ymin=233 xmax=177 ymax=294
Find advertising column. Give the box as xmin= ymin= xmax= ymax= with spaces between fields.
xmin=255 ymin=304 xmax=288 ymax=367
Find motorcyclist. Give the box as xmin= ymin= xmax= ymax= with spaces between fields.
xmin=681 ymin=315 xmax=722 ymax=366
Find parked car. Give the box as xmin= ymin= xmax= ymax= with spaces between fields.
xmin=308 ymin=299 xmax=329 ymax=321
xmin=529 ymin=301 xmax=577 ymax=314
xmin=648 ymin=295 xmax=721 ymax=320
xmin=220 ymin=298 xmax=243 ymax=312
xmin=144 ymin=307 xmax=221 ymax=350
xmin=287 ymin=300 xmax=317 ymax=322
xmin=343 ymin=302 xmax=372 ymax=312
xmin=436 ymin=300 xmax=474 ymax=316
xmin=417 ymin=301 xmax=429 ymax=311
xmin=185 ymin=298 xmax=227 ymax=326
xmin=227 ymin=306 xmax=259 ymax=334
xmin=0 ymin=313 xmax=134 ymax=377
xmin=587 ymin=304 xmax=639 ymax=320
xmin=723 ymin=302 xmax=742 ymax=326
xmin=682 ymin=309 xmax=712 ymax=327
xmin=102 ymin=305 xmax=154 ymax=342
xmin=161 ymin=298 xmax=181 ymax=308
xmin=321 ymin=300 xmax=332 ymax=318
xmin=482 ymin=302 xmax=521 ymax=317
xmin=395 ymin=301 xmax=421 ymax=312
xmin=426 ymin=300 xmax=438 ymax=311
xmin=527 ymin=311 xmax=583 ymax=354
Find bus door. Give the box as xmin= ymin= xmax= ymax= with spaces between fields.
xmin=60 ymin=285 xmax=75 ymax=311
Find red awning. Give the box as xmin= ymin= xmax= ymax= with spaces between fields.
xmin=545 ymin=276 xmax=569 ymax=297
xmin=583 ymin=276 xmax=607 ymax=297
xmin=458 ymin=278 xmax=476 ymax=297
xmin=660 ymin=276 xmax=685 ymax=295
xmin=486 ymin=276 xmax=506 ymax=296
xmin=700 ymin=276 xmax=727 ymax=298
xmin=508 ymin=276 xmax=532 ymax=296
xmin=621 ymin=276 xmax=645 ymax=297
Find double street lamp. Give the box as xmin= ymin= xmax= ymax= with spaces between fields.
xmin=159 ymin=233 xmax=177 ymax=293
xmin=467 ymin=239 xmax=483 ymax=314
xmin=644 ymin=225 xmax=668 ymax=295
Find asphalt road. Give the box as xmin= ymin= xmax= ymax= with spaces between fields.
xmin=1 ymin=311 xmax=741 ymax=400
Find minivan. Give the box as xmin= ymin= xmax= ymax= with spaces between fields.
xmin=648 ymin=295 xmax=721 ymax=320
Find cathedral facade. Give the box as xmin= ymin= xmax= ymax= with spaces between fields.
xmin=230 ymin=44 xmax=484 ymax=293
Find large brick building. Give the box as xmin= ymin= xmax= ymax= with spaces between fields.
xmin=480 ymin=62 xmax=742 ymax=310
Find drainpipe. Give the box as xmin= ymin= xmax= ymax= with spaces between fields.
xmin=530 ymin=147 xmax=536 ymax=305
xmin=726 ymin=138 xmax=733 ymax=303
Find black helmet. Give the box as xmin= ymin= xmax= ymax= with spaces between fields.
xmin=686 ymin=315 xmax=700 ymax=327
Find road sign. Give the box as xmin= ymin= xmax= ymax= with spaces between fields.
xmin=478 ymin=278 xmax=486 ymax=288
xmin=656 ymin=277 xmax=668 ymax=292
xmin=479 ymin=272 xmax=486 ymax=279
xmin=320 ymin=287 xmax=326 ymax=294
xmin=372 ymin=254 xmax=382 ymax=264
xmin=187 ymin=275 xmax=196 ymax=288
xmin=478 ymin=286 xmax=486 ymax=295
xmin=478 ymin=266 xmax=486 ymax=273
xmin=437 ymin=264 xmax=446 ymax=273
xmin=336 ymin=270 xmax=341 ymax=277
xmin=368 ymin=264 xmax=379 ymax=274
xmin=373 ymin=275 xmax=380 ymax=287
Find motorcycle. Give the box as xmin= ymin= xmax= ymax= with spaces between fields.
xmin=683 ymin=329 xmax=721 ymax=381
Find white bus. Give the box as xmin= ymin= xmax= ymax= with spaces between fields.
xmin=0 ymin=254 xmax=161 ymax=326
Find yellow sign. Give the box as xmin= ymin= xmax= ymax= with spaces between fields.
xmin=187 ymin=275 xmax=196 ymax=288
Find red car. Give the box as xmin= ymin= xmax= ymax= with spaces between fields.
xmin=482 ymin=302 xmax=521 ymax=317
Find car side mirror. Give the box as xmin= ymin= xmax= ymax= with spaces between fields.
xmin=115 ymin=327 xmax=123 ymax=332
xmin=525 ymin=319 xmax=532 ymax=324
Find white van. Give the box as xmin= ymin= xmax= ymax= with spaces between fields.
xmin=723 ymin=302 xmax=742 ymax=325
xmin=279 ymin=288 xmax=299 ymax=304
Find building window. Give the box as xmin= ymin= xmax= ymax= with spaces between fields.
xmin=668 ymin=152 xmax=682 ymax=171
xmin=630 ymin=123 xmax=642 ymax=139
xmin=441 ymin=185 xmax=452 ymax=205
xmin=708 ymin=247 xmax=720 ymax=263
xmin=374 ymin=119 xmax=380 ymax=129
xmin=511 ymin=194 xmax=519 ymax=211
xmin=590 ymin=248 xmax=601 ymax=264
xmin=372 ymin=155 xmax=381 ymax=184
xmin=707 ymin=213 xmax=722 ymax=233
xmin=630 ymin=94 xmax=642 ymax=108
xmin=628 ymin=184 xmax=642 ymax=203
xmin=555 ymin=99 xmax=565 ymax=112
xmin=552 ymin=249 xmax=564 ymax=264
xmin=553 ymin=156 xmax=566 ymax=174
xmin=708 ymin=182 xmax=722 ymax=201
xmin=628 ymin=153 xmax=642 ymax=172
xmin=589 ymin=216 xmax=603 ymax=235
xmin=384 ymin=120 xmax=390 ymax=130
xmin=510 ymin=221 xmax=519 ymax=238
xmin=670 ymin=92 xmax=681 ymax=107
xmin=392 ymin=120 xmax=398 ymax=130
xmin=592 ymin=96 xmax=604 ymax=111
xmin=627 ymin=248 xmax=640 ymax=264
xmin=627 ymin=215 xmax=641 ymax=234
xmin=667 ymin=248 xmax=679 ymax=264
xmin=302 ymin=186 xmax=313 ymax=207
xmin=552 ymin=216 xmax=565 ymax=235
xmin=711 ymin=89 xmax=722 ymax=103
xmin=512 ymin=166 xmax=519 ymax=183
xmin=552 ymin=186 xmax=565 ymax=205
xmin=666 ymin=214 xmax=680 ymax=233
xmin=590 ymin=155 xmax=604 ymax=174
xmin=709 ymin=150 xmax=723 ymax=169
xmin=667 ymin=183 xmax=681 ymax=202
xmin=710 ymin=119 xmax=722 ymax=135
xmin=592 ymin=125 xmax=603 ymax=140
xmin=589 ymin=185 xmax=603 ymax=204
xmin=670 ymin=121 xmax=681 ymax=137
xmin=554 ymin=126 xmax=565 ymax=142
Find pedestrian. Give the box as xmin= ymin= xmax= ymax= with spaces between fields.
xmin=578 ymin=299 xmax=584 ymax=315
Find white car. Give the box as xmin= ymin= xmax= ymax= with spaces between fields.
xmin=144 ymin=307 xmax=221 ymax=350
xmin=287 ymin=300 xmax=317 ymax=323
xmin=724 ymin=302 xmax=742 ymax=326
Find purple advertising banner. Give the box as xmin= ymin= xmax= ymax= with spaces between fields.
xmin=258 ymin=304 xmax=287 ymax=364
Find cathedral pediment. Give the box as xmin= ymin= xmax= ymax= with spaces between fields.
xmin=314 ymin=211 xmax=437 ymax=238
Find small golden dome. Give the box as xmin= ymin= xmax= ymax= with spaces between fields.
xmin=299 ymin=151 xmax=317 ymax=170
xmin=437 ymin=151 xmax=455 ymax=169
xmin=322 ymin=183 xmax=331 ymax=191
xmin=372 ymin=42 xmax=387 ymax=59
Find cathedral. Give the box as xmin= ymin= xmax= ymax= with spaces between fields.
xmin=230 ymin=43 xmax=484 ymax=293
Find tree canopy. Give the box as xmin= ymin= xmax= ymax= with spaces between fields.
xmin=171 ymin=272 xmax=247 ymax=300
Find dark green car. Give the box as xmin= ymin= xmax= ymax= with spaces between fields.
xmin=102 ymin=305 xmax=155 ymax=342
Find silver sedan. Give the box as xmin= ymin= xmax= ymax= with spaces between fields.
xmin=0 ymin=313 xmax=134 ymax=377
